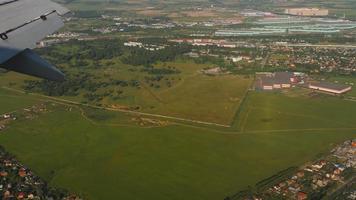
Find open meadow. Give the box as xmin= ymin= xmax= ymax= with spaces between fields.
xmin=0 ymin=54 xmax=252 ymax=126
xmin=0 ymin=87 xmax=355 ymax=200
xmin=234 ymin=91 xmax=356 ymax=132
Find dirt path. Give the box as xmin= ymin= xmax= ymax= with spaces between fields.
xmin=2 ymin=87 xmax=231 ymax=128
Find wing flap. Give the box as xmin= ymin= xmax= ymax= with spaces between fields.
xmin=1 ymin=48 xmax=65 ymax=81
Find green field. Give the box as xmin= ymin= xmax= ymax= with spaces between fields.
xmin=235 ymin=92 xmax=356 ymax=131
xmin=0 ymin=58 xmax=252 ymax=126
xmin=0 ymin=87 xmax=355 ymax=200
xmin=0 ymin=0 xmax=355 ymax=199
xmin=0 ymin=88 xmax=39 ymax=114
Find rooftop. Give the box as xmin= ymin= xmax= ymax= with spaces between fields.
xmin=310 ymin=82 xmax=351 ymax=91
xmin=259 ymin=72 xmax=294 ymax=86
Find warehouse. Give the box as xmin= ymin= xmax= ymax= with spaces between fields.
xmin=256 ymin=72 xmax=299 ymax=90
xmin=308 ymin=82 xmax=352 ymax=95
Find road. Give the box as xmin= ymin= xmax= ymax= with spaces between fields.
xmin=275 ymin=43 xmax=356 ymax=49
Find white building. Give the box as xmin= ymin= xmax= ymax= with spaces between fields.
xmin=124 ymin=42 xmax=143 ymax=47
xmin=309 ymin=82 xmax=352 ymax=94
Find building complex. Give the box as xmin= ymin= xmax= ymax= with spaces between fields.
xmin=256 ymin=72 xmax=352 ymax=95
xmin=285 ymin=8 xmax=329 ymax=16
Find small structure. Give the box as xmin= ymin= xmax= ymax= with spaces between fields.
xmin=297 ymin=191 xmax=308 ymax=200
xmin=352 ymin=141 xmax=356 ymax=147
xmin=2 ymin=114 xmax=10 ymax=119
xmin=308 ymin=82 xmax=352 ymax=95
xmin=124 ymin=42 xmax=143 ymax=47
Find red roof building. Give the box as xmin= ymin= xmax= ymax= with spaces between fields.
xmin=297 ymin=191 xmax=308 ymax=200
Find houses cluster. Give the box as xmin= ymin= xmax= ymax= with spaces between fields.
xmin=126 ymin=23 xmax=176 ymax=29
xmin=48 ymin=32 xmax=87 ymax=39
xmin=169 ymin=38 xmax=239 ymax=48
xmin=37 ymin=32 xmax=90 ymax=48
xmin=265 ymin=161 xmax=332 ymax=199
xmin=240 ymin=9 xmax=275 ymax=17
xmin=124 ymin=41 xmax=166 ymax=51
xmin=0 ymin=104 xmax=50 ymax=132
xmin=331 ymin=140 xmax=356 ymax=168
xmin=285 ymin=8 xmax=329 ymax=17
xmin=0 ymin=146 xmax=81 ymax=200
xmin=92 ymin=27 xmax=118 ymax=34
xmin=199 ymin=18 xmax=243 ymax=27
xmin=22 ymin=104 xmax=48 ymax=120
xmin=0 ymin=113 xmax=16 ymax=132
xmin=238 ymin=139 xmax=356 ymax=200
xmin=265 ymin=46 xmax=356 ymax=74
xmin=101 ymin=14 xmax=178 ymax=30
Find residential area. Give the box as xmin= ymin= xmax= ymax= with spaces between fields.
xmin=227 ymin=139 xmax=356 ymax=200
xmin=0 ymin=103 xmax=81 ymax=200
xmin=0 ymin=145 xmax=81 ymax=200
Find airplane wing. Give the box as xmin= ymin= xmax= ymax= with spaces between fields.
xmin=0 ymin=0 xmax=69 ymax=81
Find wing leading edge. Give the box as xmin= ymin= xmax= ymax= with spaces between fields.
xmin=0 ymin=0 xmax=69 ymax=81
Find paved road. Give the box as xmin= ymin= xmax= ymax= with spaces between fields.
xmin=275 ymin=43 xmax=356 ymax=49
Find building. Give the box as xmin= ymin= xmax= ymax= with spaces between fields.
xmin=297 ymin=192 xmax=308 ymax=200
xmin=285 ymin=8 xmax=329 ymax=16
xmin=124 ymin=42 xmax=143 ymax=47
xmin=257 ymin=72 xmax=298 ymax=90
xmin=308 ymin=82 xmax=352 ymax=95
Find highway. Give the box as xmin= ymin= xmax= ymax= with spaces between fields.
xmin=275 ymin=43 xmax=356 ymax=49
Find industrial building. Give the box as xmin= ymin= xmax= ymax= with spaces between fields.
xmin=308 ymin=82 xmax=352 ymax=95
xmin=285 ymin=8 xmax=329 ymax=16
xmin=256 ymin=72 xmax=300 ymax=90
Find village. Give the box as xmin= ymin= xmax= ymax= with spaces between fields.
xmin=264 ymin=139 xmax=356 ymax=200
xmin=0 ymin=103 xmax=82 ymax=200
xmin=265 ymin=46 xmax=356 ymax=74
xmin=229 ymin=139 xmax=356 ymax=200
xmin=0 ymin=104 xmax=50 ymax=133
xmin=0 ymin=145 xmax=81 ymax=200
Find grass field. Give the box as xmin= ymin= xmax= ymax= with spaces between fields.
xmin=235 ymin=91 xmax=356 ymax=131
xmin=0 ymin=88 xmax=39 ymax=114
xmin=0 ymin=88 xmax=355 ymax=200
xmin=0 ymin=60 xmax=252 ymax=125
